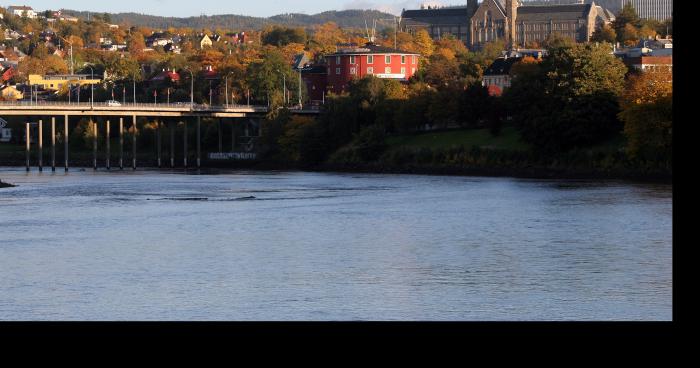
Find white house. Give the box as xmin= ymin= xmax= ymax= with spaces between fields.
xmin=8 ymin=5 xmax=37 ymax=19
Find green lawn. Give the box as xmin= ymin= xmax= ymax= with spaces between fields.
xmin=386 ymin=126 xmax=531 ymax=152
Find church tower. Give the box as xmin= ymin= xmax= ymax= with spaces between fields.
xmin=506 ymin=0 xmax=518 ymax=48
xmin=467 ymin=0 xmax=478 ymax=17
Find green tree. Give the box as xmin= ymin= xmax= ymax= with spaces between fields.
xmin=613 ymin=2 xmax=641 ymax=42
xmin=591 ymin=24 xmax=617 ymax=44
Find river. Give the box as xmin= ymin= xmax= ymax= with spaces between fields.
xmin=0 ymin=168 xmax=672 ymax=321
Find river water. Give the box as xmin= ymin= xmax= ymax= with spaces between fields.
xmin=0 ymin=168 xmax=672 ymax=321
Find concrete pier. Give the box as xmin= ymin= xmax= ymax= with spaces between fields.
xmin=92 ymin=120 xmax=97 ymax=170
xmin=64 ymin=115 xmax=69 ymax=171
xmin=25 ymin=122 xmax=30 ymax=171
xmin=157 ymin=120 xmax=162 ymax=168
xmin=51 ymin=117 xmax=56 ymax=171
xmin=106 ymin=120 xmax=111 ymax=170
xmin=132 ymin=115 xmax=137 ymax=170
xmin=197 ymin=117 xmax=201 ymax=168
xmin=183 ymin=121 xmax=188 ymax=168
xmin=119 ymin=118 xmax=124 ymax=170
xmin=170 ymin=121 xmax=175 ymax=168
xmin=38 ymin=119 xmax=43 ymax=172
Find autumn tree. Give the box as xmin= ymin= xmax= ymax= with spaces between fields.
xmin=591 ymin=24 xmax=617 ymax=44
xmin=618 ymin=69 xmax=673 ymax=163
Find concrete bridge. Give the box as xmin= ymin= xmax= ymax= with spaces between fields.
xmin=1 ymin=101 xmax=321 ymax=171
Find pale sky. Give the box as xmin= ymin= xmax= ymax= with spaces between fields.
xmin=1 ymin=0 xmax=459 ymax=17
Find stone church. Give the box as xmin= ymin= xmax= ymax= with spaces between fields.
xmin=401 ymin=0 xmax=615 ymax=49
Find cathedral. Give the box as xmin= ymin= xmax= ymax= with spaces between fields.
xmin=401 ymin=0 xmax=616 ymax=49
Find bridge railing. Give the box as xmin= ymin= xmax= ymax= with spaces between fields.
xmin=0 ymin=101 xmax=268 ymax=110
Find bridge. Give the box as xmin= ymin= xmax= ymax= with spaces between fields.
xmin=0 ymin=101 xmax=321 ymax=117
xmin=1 ymin=101 xmax=321 ymax=172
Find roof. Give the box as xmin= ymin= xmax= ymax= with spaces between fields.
xmin=150 ymin=71 xmax=180 ymax=82
xmin=301 ymin=65 xmax=327 ymax=74
xmin=515 ymin=4 xmax=594 ymax=22
xmin=484 ymin=57 xmax=523 ymax=76
xmin=402 ymin=6 xmax=472 ymax=26
xmin=326 ymin=42 xmax=420 ymax=57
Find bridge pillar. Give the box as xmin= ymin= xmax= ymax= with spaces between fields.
xmin=25 ymin=122 xmax=30 ymax=172
xmin=197 ymin=116 xmax=201 ymax=169
xmin=119 ymin=117 xmax=124 ymax=170
xmin=231 ymin=122 xmax=236 ymax=152
xmin=157 ymin=120 xmax=162 ymax=168
xmin=183 ymin=120 xmax=188 ymax=168
xmin=38 ymin=119 xmax=43 ymax=172
xmin=218 ymin=119 xmax=222 ymax=153
xmin=64 ymin=115 xmax=69 ymax=172
xmin=170 ymin=121 xmax=175 ymax=168
xmin=51 ymin=117 xmax=56 ymax=172
xmin=106 ymin=119 xmax=111 ymax=170
xmin=132 ymin=115 xmax=137 ymax=170
xmin=92 ymin=119 xmax=97 ymax=171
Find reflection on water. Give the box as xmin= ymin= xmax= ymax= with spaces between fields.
xmin=0 ymin=168 xmax=672 ymax=321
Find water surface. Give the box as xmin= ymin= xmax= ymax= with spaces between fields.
xmin=0 ymin=168 xmax=672 ymax=320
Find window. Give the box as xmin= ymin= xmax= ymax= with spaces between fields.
xmin=349 ymin=56 xmax=355 ymax=64
xmin=401 ymin=55 xmax=406 ymax=64
xmin=385 ymin=55 xmax=391 ymax=64
xmin=350 ymin=67 xmax=356 ymax=75
xmin=412 ymin=55 xmax=416 ymax=64
xmin=385 ymin=67 xmax=391 ymax=74
xmin=367 ymin=67 xmax=374 ymax=74
xmin=367 ymin=55 xmax=374 ymax=64
xmin=336 ymin=56 xmax=341 ymax=64
xmin=400 ymin=67 xmax=406 ymax=75
xmin=336 ymin=68 xmax=341 ymax=75
xmin=411 ymin=67 xmax=415 ymax=74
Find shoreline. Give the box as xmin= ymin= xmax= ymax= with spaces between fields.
xmin=0 ymin=160 xmax=672 ymax=184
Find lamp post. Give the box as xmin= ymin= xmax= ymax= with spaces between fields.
xmin=185 ymin=67 xmax=194 ymax=109
xmin=86 ymin=65 xmax=94 ymax=108
xmin=133 ymin=73 xmax=137 ymax=105
xmin=224 ymin=72 xmax=234 ymax=108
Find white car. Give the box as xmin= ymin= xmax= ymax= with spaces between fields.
xmin=106 ymin=100 xmax=122 ymax=107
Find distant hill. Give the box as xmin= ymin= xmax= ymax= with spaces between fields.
xmin=60 ymin=9 xmax=397 ymax=31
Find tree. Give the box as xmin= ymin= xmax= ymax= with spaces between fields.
xmin=505 ymin=42 xmax=628 ymax=153
xmin=591 ymin=24 xmax=617 ymax=44
xmin=618 ymin=69 xmax=673 ymax=162
xmin=413 ymin=29 xmax=434 ymax=59
xmin=614 ymin=2 xmax=640 ymax=42
xmin=620 ymin=24 xmax=640 ymax=47
xmin=262 ymin=26 xmax=306 ymax=47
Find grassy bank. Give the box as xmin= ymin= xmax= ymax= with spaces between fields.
xmin=325 ymin=126 xmax=671 ymax=182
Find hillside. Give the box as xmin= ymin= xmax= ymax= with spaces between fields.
xmin=59 ymin=9 xmax=397 ymax=30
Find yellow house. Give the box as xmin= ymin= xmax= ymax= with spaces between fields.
xmin=0 ymin=85 xmax=24 ymax=100
xmin=199 ymin=34 xmax=213 ymax=49
xmin=28 ymin=74 xmax=101 ymax=91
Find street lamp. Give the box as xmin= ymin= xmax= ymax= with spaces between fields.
xmin=184 ymin=67 xmax=194 ymax=109
xmin=86 ymin=65 xmax=94 ymax=108
xmin=224 ymin=72 xmax=234 ymax=108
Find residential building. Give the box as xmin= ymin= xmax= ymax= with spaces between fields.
xmin=324 ymin=42 xmax=421 ymax=94
xmin=8 ymin=5 xmax=37 ymax=19
xmin=199 ymin=34 xmax=213 ymax=48
xmin=27 ymin=74 xmax=101 ymax=91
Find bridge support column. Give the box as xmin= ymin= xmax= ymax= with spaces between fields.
xmin=157 ymin=120 xmax=162 ymax=168
xmin=64 ymin=115 xmax=69 ymax=171
xmin=38 ymin=119 xmax=43 ymax=172
xmin=93 ymin=119 xmax=97 ymax=171
xmin=119 ymin=117 xmax=124 ymax=170
xmin=132 ymin=115 xmax=137 ymax=170
xmin=170 ymin=121 xmax=175 ymax=168
xmin=183 ymin=120 xmax=188 ymax=168
xmin=106 ymin=120 xmax=111 ymax=170
xmin=218 ymin=119 xmax=222 ymax=153
xmin=197 ymin=116 xmax=201 ymax=169
xmin=231 ymin=123 xmax=236 ymax=151
xmin=51 ymin=117 xmax=56 ymax=172
xmin=25 ymin=122 xmax=30 ymax=172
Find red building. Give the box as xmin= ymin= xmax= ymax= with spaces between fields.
xmin=324 ymin=42 xmax=420 ymax=94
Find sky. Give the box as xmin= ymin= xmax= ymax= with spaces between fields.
xmin=1 ymin=0 xmax=458 ymax=17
